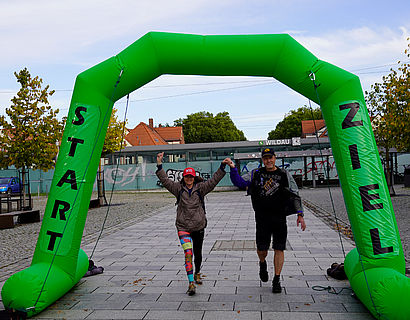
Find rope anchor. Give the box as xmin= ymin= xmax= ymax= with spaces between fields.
xmin=311 ymin=285 xmax=352 ymax=295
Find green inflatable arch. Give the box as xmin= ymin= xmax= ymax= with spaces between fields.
xmin=2 ymin=32 xmax=409 ymax=319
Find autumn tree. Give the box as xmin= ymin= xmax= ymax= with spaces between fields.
xmin=0 ymin=68 xmax=64 ymax=203
xmin=174 ymin=111 xmax=246 ymax=143
xmin=268 ymin=106 xmax=322 ymax=139
xmin=102 ymin=107 xmax=126 ymax=157
xmin=365 ymin=38 xmax=410 ymax=195
xmin=96 ymin=107 xmax=126 ymax=205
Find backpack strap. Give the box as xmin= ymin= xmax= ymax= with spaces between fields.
xmin=250 ymin=168 xmax=259 ymax=181
xmin=175 ymin=188 xmax=206 ymax=213
xmin=175 ymin=187 xmax=185 ymax=206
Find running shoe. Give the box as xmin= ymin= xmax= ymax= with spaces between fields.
xmin=194 ymin=273 xmax=203 ymax=285
xmin=259 ymin=261 xmax=269 ymax=282
xmin=187 ymin=282 xmax=196 ymax=296
xmin=272 ymin=280 xmax=282 ymax=293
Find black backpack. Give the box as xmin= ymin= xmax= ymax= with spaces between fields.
xmin=327 ymin=263 xmax=347 ymax=280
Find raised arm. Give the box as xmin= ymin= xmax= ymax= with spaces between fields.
xmin=155 ymin=152 xmax=180 ymax=196
xmin=199 ymin=160 xmax=228 ymax=195
xmin=225 ymin=158 xmax=251 ymax=189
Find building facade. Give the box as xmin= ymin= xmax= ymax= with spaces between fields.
xmin=1 ymin=138 xmax=408 ymax=194
xmin=104 ymin=137 xmax=335 ymax=190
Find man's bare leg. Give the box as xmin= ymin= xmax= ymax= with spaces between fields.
xmin=272 ymin=249 xmax=284 ymax=293
xmin=257 ymin=250 xmax=269 ymax=282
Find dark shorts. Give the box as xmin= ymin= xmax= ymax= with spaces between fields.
xmin=256 ymin=220 xmax=287 ymax=251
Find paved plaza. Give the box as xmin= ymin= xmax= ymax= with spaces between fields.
xmin=1 ymin=191 xmax=374 ymax=319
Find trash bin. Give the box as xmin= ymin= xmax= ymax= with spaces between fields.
xmin=293 ymin=174 xmax=303 ymax=188
xmin=317 ymin=173 xmax=325 ymax=185
xmin=404 ymin=165 xmax=410 ymax=188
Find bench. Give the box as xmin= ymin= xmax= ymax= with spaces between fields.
xmin=0 ymin=210 xmax=40 ymax=229
xmin=0 ymin=194 xmax=22 ymax=213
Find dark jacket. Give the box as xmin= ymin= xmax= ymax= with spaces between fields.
xmin=156 ymin=165 xmax=226 ymax=232
xmin=230 ymin=166 xmax=303 ymax=221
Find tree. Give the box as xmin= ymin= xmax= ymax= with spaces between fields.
xmin=102 ymin=107 xmax=126 ymax=157
xmin=365 ymin=38 xmax=410 ymax=195
xmin=0 ymin=68 xmax=64 ymax=204
xmin=174 ymin=111 xmax=246 ymax=143
xmin=268 ymin=106 xmax=322 ymax=139
xmin=96 ymin=107 xmax=126 ymax=205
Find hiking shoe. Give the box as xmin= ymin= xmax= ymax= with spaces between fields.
xmin=187 ymin=282 xmax=196 ymax=296
xmin=194 ymin=273 xmax=203 ymax=285
xmin=272 ymin=280 xmax=282 ymax=293
xmin=259 ymin=261 xmax=269 ymax=282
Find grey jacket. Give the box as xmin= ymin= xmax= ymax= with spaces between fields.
xmin=156 ymin=166 xmax=226 ymax=232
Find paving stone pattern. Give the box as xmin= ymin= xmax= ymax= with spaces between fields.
xmin=0 ymin=192 xmax=176 ymax=281
xmin=0 ymin=191 xmax=378 ymax=319
xmin=300 ymin=186 xmax=410 ymax=267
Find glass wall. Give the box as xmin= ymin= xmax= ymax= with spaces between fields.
xmin=188 ymin=150 xmax=211 ymax=161
xmin=7 ymin=140 xmax=409 ymax=194
xmin=211 ymin=148 xmax=235 ymax=160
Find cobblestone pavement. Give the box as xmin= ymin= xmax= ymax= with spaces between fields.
xmin=0 ymin=192 xmax=175 ymax=281
xmin=1 ymin=186 xmax=408 ymax=279
xmin=299 ymin=185 xmax=410 ymax=267
xmin=3 ymin=191 xmax=376 ymax=320
xmin=0 ymin=187 xmax=408 ymax=319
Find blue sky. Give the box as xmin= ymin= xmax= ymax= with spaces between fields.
xmin=0 ymin=0 xmax=409 ymax=140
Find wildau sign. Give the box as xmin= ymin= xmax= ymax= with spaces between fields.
xmin=260 ymin=137 xmax=301 ymax=146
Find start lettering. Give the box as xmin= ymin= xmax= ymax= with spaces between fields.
xmin=46 ymin=230 xmax=63 ymax=251
xmin=72 ymin=106 xmax=87 ymax=126
xmin=57 ymin=170 xmax=78 ymax=190
xmin=51 ymin=200 xmax=70 ymax=220
xmin=67 ymin=137 xmax=84 ymax=157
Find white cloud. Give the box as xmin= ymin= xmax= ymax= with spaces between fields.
xmin=1 ymin=1 xmax=409 ymax=141
xmin=0 ymin=0 xmax=235 ymax=65
xmin=295 ymin=26 xmax=409 ymax=70
xmin=233 ymin=112 xmax=284 ymax=123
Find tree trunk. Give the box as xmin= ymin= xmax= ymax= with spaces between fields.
xmin=97 ymin=161 xmax=105 ymax=206
xmin=21 ymin=167 xmax=26 ymax=207
xmin=385 ymin=150 xmax=396 ymax=196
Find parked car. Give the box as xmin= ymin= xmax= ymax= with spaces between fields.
xmin=0 ymin=177 xmax=22 ymax=194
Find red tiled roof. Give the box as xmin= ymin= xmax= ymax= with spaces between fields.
xmin=155 ymin=126 xmax=184 ymax=143
xmin=125 ymin=122 xmax=167 ymax=146
xmin=301 ymin=120 xmax=327 ymax=138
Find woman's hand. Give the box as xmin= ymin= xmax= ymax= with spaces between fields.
xmin=222 ymin=158 xmax=235 ymax=168
xmin=157 ymin=152 xmax=164 ymax=165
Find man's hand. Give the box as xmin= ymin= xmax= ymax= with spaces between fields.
xmin=157 ymin=152 xmax=164 ymax=165
xmin=297 ymin=215 xmax=306 ymax=231
xmin=222 ymin=158 xmax=235 ymax=168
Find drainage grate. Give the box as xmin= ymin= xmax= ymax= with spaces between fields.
xmin=212 ymin=240 xmax=292 ymax=251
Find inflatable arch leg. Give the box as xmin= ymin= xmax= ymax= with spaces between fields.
xmin=1 ymin=32 xmax=409 ymax=319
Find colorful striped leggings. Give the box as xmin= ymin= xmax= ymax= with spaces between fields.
xmin=177 ymin=229 xmax=205 ymax=282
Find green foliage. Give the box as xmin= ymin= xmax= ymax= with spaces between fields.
xmin=365 ymin=38 xmax=410 ymax=153
xmin=267 ymin=106 xmax=322 ymax=139
xmin=174 ymin=111 xmax=246 ymax=143
xmin=365 ymin=39 xmax=410 ymax=194
xmin=102 ymin=107 xmax=126 ymax=156
xmin=0 ymin=68 xmax=64 ymax=171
